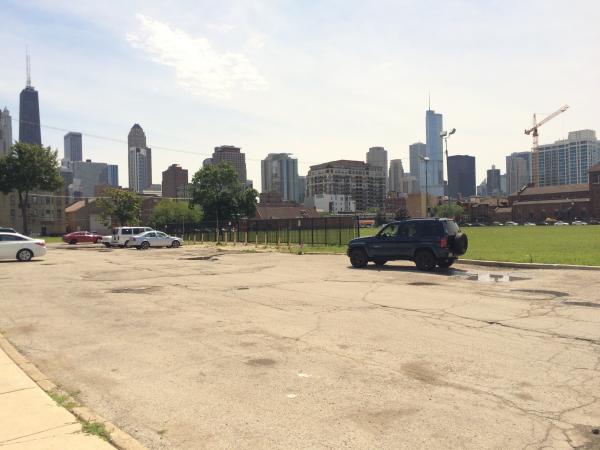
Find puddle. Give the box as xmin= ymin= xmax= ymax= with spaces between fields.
xmin=563 ymin=301 xmax=600 ymax=308
xmin=408 ymin=282 xmax=438 ymax=286
xmin=109 ymin=286 xmax=162 ymax=294
xmin=465 ymin=273 xmax=530 ymax=282
xmin=513 ymin=289 xmax=569 ymax=298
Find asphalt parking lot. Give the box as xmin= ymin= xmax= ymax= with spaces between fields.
xmin=1 ymin=244 xmax=599 ymax=449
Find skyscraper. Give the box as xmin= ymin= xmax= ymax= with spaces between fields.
xmin=447 ymin=155 xmax=476 ymax=199
xmin=388 ymin=159 xmax=404 ymax=193
xmin=506 ymin=151 xmax=531 ymax=194
xmin=261 ymin=153 xmax=299 ymax=202
xmin=127 ymin=124 xmax=152 ymax=190
xmin=425 ymin=108 xmax=444 ymax=197
xmin=107 ymin=164 xmax=119 ymax=187
xmin=0 ymin=107 xmax=12 ymax=156
xmin=64 ymin=132 xmax=83 ymax=162
xmin=208 ymin=145 xmax=247 ymax=184
xmin=366 ymin=147 xmax=388 ymax=191
xmin=162 ymin=164 xmax=188 ymax=198
xmin=19 ymin=52 xmax=41 ymax=145
xmin=128 ymin=147 xmax=151 ymax=193
xmin=536 ymin=130 xmax=600 ymax=186
xmin=486 ymin=165 xmax=501 ymax=196
xmin=409 ymin=142 xmax=427 ymax=192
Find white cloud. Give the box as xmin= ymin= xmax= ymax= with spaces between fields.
xmin=126 ymin=14 xmax=268 ymax=99
xmin=206 ymin=23 xmax=236 ymax=34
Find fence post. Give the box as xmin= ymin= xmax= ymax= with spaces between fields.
xmin=255 ymin=232 xmax=258 ymax=248
xmin=311 ymin=219 xmax=314 ymax=246
xmin=264 ymin=231 xmax=268 ymax=247
xmin=339 ymin=216 xmax=342 ymax=246
xmin=324 ymin=219 xmax=328 ymax=246
xmin=245 ymin=231 xmax=248 ymax=245
xmin=287 ymin=220 xmax=290 ymax=248
xmin=194 ymin=234 xmax=197 ymax=244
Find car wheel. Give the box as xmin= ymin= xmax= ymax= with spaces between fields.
xmin=414 ymin=250 xmax=436 ymax=271
xmin=103 ymin=242 xmax=111 ymax=248
xmin=68 ymin=239 xmax=77 ymax=245
xmin=123 ymin=240 xmax=130 ymax=248
xmin=171 ymin=240 xmax=180 ymax=248
xmin=349 ymin=248 xmax=368 ymax=268
xmin=140 ymin=241 xmax=150 ymax=250
xmin=16 ymin=249 xmax=33 ymax=262
xmin=373 ymin=259 xmax=387 ymax=266
xmin=437 ymin=258 xmax=456 ymax=269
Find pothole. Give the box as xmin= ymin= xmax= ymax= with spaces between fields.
xmin=408 ymin=282 xmax=439 ymax=286
xmin=563 ymin=301 xmax=600 ymax=308
xmin=236 ymin=286 xmax=250 ymax=290
xmin=181 ymin=256 xmax=218 ymax=261
xmin=109 ymin=286 xmax=162 ymax=294
xmin=512 ymin=289 xmax=569 ymax=298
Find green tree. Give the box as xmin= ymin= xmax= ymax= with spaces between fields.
xmin=433 ymin=203 xmax=464 ymax=219
xmin=150 ymin=200 xmax=203 ymax=230
xmin=96 ymin=188 xmax=141 ymax=226
xmin=0 ymin=142 xmax=62 ymax=235
xmin=190 ymin=163 xmax=258 ymax=229
xmin=394 ymin=208 xmax=410 ymax=221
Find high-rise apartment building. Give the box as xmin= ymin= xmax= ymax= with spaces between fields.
xmin=127 ymin=124 xmax=152 ymax=191
xmin=261 ymin=153 xmax=299 ymax=202
xmin=425 ymin=109 xmax=444 ymax=197
xmin=128 ymin=147 xmax=151 ymax=193
xmin=537 ymin=130 xmax=600 ymax=187
xmin=162 ymin=164 xmax=189 ymax=198
xmin=69 ymin=160 xmax=109 ymax=198
xmin=297 ymin=176 xmax=306 ymax=204
xmin=64 ymin=132 xmax=83 ymax=162
xmin=0 ymin=107 xmax=12 ymax=156
xmin=19 ymin=55 xmax=41 ymax=145
xmin=486 ymin=165 xmax=501 ymax=196
xmin=447 ymin=155 xmax=476 ymax=199
xmin=506 ymin=151 xmax=531 ymax=194
xmin=409 ymin=142 xmax=427 ymax=192
xmin=207 ymin=145 xmax=247 ymax=184
xmin=107 ymin=164 xmax=119 ymax=187
xmin=366 ymin=147 xmax=388 ymax=191
xmin=388 ymin=159 xmax=405 ymax=193
xmin=305 ymin=160 xmax=385 ymax=211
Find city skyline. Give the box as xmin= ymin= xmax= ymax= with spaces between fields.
xmin=1 ymin=1 xmax=598 ymax=188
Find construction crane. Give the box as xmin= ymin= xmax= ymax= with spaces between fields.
xmin=525 ymin=104 xmax=569 ymax=186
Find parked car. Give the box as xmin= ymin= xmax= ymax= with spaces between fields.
xmin=524 ymin=222 xmax=537 ymax=226
xmin=554 ymin=221 xmax=569 ymax=226
xmin=130 ymin=231 xmax=183 ymax=249
xmin=571 ymin=220 xmax=587 ymax=226
xmin=0 ymin=232 xmax=46 ymax=261
xmin=505 ymin=221 xmax=518 ymax=226
xmin=0 ymin=227 xmax=17 ymax=233
xmin=101 ymin=226 xmax=154 ymax=248
xmin=589 ymin=220 xmax=600 ymax=225
xmin=492 ymin=221 xmax=504 ymax=226
xmin=62 ymin=231 xmax=103 ymax=244
xmin=347 ymin=218 xmax=468 ymax=271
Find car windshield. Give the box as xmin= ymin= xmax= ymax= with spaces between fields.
xmin=379 ymin=223 xmax=399 ymax=237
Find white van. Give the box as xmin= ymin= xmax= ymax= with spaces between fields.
xmin=101 ymin=226 xmax=154 ymax=248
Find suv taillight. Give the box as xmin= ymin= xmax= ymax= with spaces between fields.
xmin=440 ymin=237 xmax=448 ymax=248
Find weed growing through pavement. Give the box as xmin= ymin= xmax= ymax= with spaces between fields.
xmin=82 ymin=421 xmax=111 ymax=441
xmin=48 ymin=389 xmax=78 ymax=410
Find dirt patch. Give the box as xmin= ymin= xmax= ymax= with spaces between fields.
xmin=401 ymin=361 xmax=441 ymax=385
xmin=246 ymin=358 xmax=277 ymax=367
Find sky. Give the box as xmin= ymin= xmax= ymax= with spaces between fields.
xmin=1 ymin=0 xmax=599 ymax=189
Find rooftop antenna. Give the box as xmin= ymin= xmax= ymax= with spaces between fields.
xmin=428 ymin=91 xmax=431 ymax=110
xmin=26 ymin=46 xmax=31 ymax=87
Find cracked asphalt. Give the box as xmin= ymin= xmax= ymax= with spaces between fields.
xmin=1 ymin=244 xmax=600 ymax=449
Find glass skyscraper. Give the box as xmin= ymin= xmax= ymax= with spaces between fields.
xmin=19 ymin=86 xmax=41 ymax=145
xmin=425 ymin=109 xmax=444 ymax=197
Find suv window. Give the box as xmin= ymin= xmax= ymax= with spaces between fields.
xmin=379 ymin=223 xmax=399 ymax=237
xmin=398 ymin=222 xmax=418 ymax=238
xmin=444 ymin=220 xmax=460 ymax=235
xmin=418 ymin=221 xmax=441 ymax=237
xmin=121 ymin=228 xmax=133 ymax=235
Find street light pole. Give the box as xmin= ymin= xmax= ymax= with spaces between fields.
xmin=441 ymin=128 xmax=456 ymax=215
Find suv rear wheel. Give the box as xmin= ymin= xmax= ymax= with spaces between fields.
xmin=349 ymin=248 xmax=368 ymax=268
xmin=414 ymin=250 xmax=436 ymax=271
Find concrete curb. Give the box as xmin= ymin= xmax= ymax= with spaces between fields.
xmin=456 ymin=259 xmax=600 ymax=271
xmin=0 ymin=333 xmax=147 ymax=450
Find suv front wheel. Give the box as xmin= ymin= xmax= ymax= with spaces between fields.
xmin=414 ymin=250 xmax=436 ymax=271
xmin=349 ymin=248 xmax=368 ymax=268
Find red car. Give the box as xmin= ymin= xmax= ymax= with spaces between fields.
xmin=62 ymin=231 xmax=103 ymax=244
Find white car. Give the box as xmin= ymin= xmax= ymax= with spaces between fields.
xmin=101 ymin=226 xmax=154 ymax=248
xmin=572 ymin=220 xmax=587 ymax=226
xmin=524 ymin=222 xmax=537 ymax=226
xmin=130 ymin=231 xmax=183 ymax=249
xmin=554 ymin=221 xmax=569 ymax=226
xmin=505 ymin=221 xmax=518 ymax=226
xmin=0 ymin=232 xmax=47 ymax=261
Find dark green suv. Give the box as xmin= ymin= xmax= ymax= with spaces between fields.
xmin=347 ymin=218 xmax=468 ymax=271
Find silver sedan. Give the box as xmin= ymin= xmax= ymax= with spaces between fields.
xmin=130 ymin=231 xmax=183 ymax=249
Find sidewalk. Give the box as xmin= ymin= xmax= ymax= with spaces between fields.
xmin=0 ymin=339 xmax=114 ymax=449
